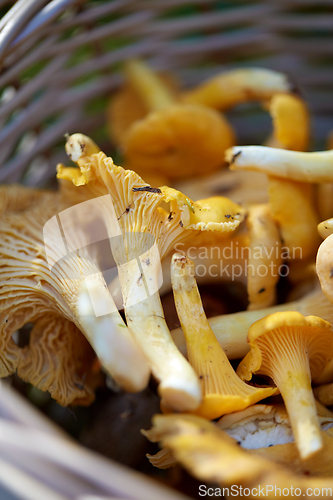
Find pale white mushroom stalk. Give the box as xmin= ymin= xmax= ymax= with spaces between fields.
xmin=61 ymin=133 xmax=245 ymax=411
xmin=226 ymin=146 xmax=333 ymax=183
xmin=183 ymin=68 xmax=291 ymax=110
xmin=77 ymin=279 xmax=149 ymax=393
xmin=43 ymin=186 xmax=150 ymax=393
xmin=171 ymin=287 xmax=333 ymax=360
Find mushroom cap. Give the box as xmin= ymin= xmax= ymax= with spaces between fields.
xmin=0 ymin=187 xmax=100 ymax=405
xmin=122 ymin=103 xmax=235 ymax=180
xmin=107 ymin=73 xmax=179 ymax=145
xmin=161 ymin=187 xmax=245 ymax=234
xmin=57 ymin=147 xmax=246 ymax=259
xmin=238 ymin=311 xmax=333 ymax=382
xmin=267 ymin=93 xmax=310 ymax=151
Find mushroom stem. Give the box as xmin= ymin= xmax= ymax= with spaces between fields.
xmin=77 ymin=277 xmax=150 ymax=393
xmin=171 ymin=288 xmax=333 ymax=360
xmin=114 ymin=247 xmax=201 ymax=412
xmin=254 ymin=334 xmax=322 ymax=460
xmin=226 ymin=146 xmax=333 ymax=183
xmin=171 ymin=253 xmax=276 ymax=419
xmin=125 ymin=59 xmax=175 ymax=111
xmin=183 ymin=68 xmax=291 ymax=110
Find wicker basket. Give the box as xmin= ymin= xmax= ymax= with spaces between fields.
xmin=1 ymin=1 xmax=333 ymax=498
xmin=0 ymin=0 xmax=333 ymax=188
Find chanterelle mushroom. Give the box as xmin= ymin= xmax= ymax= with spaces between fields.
xmin=182 ymin=68 xmax=291 ymax=110
xmin=170 ymin=254 xmax=277 ymax=420
xmin=0 ymin=186 xmax=99 ymax=405
xmin=0 ymin=153 xmax=150 ymax=401
xmin=237 ymin=312 xmax=333 ymax=460
xmin=59 ymin=133 xmax=245 ymax=411
xmin=143 ymin=413 xmax=333 ymax=498
xmin=119 ymin=59 xmax=235 ymax=181
xmin=265 ymin=93 xmax=310 ymax=152
xmin=268 ymin=176 xmax=319 ymax=260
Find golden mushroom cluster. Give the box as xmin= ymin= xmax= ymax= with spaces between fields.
xmin=2 ymin=60 xmax=333 ymax=498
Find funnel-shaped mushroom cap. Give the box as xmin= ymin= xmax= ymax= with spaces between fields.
xmin=268 ymin=176 xmax=319 ymax=260
xmin=171 ymin=254 xmax=277 ymax=420
xmin=267 ymin=93 xmax=310 ymax=151
xmin=59 ymin=134 xmax=245 ymax=411
xmin=246 ymin=204 xmax=282 ymax=310
xmin=227 ymin=145 xmax=333 ymax=183
xmin=122 ymin=103 xmax=235 ymax=180
xmin=183 ymin=68 xmax=291 ymax=110
xmin=237 ymin=311 xmax=333 ymax=459
xmin=0 ymin=188 xmax=100 ymax=405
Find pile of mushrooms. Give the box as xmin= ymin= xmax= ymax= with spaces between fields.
xmin=3 ymin=60 xmax=333 ymax=498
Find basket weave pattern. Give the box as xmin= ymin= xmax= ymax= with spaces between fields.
xmin=0 ymin=0 xmax=333 ymax=186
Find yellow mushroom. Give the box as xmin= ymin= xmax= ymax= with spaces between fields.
xmin=237 ymin=312 xmax=333 ymax=459
xmin=143 ymin=413 xmax=333 ymax=498
xmin=268 ymin=176 xmax=319 ymax=260
xmin=108 ymin=70 xmax=179 ymax=145
xmin=246 ymin=204 xmax=282 ymax=310
xmin=172 ymin=286 xmax=333 ymax=361
xmin=227 ymin=145 xmax=333 ymax=183
xmin=119 ymin=59 xmax=235 ymax=181
xmin=144 ymin=401 xmax=333 ymax=472
xmin=183 ymin=68 xmax=291 ymax=110
xmin=0 ymin=187 xmax=100 ymax=405
xmin=60 ymin=133 xmax=245 ymax=411
xmin=170 ymin=253 xmax=277 ymax=420
xmin=0 ymin=156 xmax=150 ymax=400
xmin=265 ymin=93 xmax=310 ymax=152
